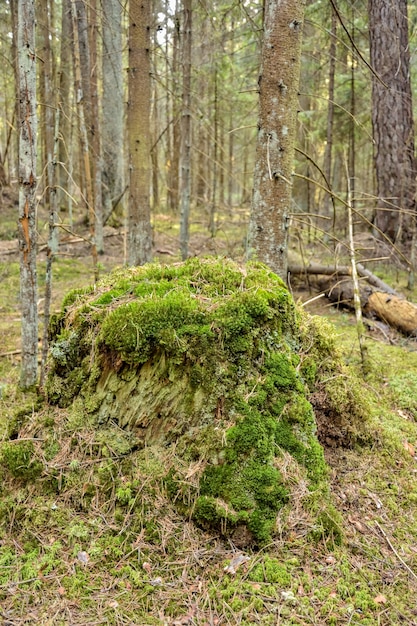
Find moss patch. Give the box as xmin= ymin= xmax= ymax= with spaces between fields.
xmin=44 ymin=258 xmax=369 ymax=545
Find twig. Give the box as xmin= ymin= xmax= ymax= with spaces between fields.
xmin=374 ymin=520 xmax=417 ymax=583
xmin=0 ymin=349 xmax=21 ymax=357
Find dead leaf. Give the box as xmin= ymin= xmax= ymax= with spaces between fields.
xmin=348 ymin=516 xmax=367 ymax=533
xmin=374 ymin=594 xmax=387 ymax=604
xmin=224 ymin=553 xmax=250 ymax=575
xmin=403 ymin=440 xmax=415 ymax=457
xmin=325 ymin=555 xmax=336 ymax=565
xmin=108 ymin=600 xmax=119 ymax=609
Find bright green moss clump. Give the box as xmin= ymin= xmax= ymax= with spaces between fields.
xmin=45 ymin=258 xmax=365 ymax=545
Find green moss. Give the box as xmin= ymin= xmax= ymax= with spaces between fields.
xmin=389 ymin=372 xmax=417 ymax=418
xmin=0 ymin=441 xmax=43 ymax=481
xmin=249 ymin=557 xmax=291 ymax=585
xmin=44 ymin=257 xmax=374 ymax=546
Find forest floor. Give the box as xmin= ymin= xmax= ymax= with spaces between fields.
xmin=1 ymin=187 xmax=417 ymax=624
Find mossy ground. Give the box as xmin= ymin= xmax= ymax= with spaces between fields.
xmin=0 ymin=257 xmax=417 ymax=624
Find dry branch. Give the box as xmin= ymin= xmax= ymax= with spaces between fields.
xmin=290 ymin=262 xmax=417 ymax=335
xmin=289 ymin=262 xmax=399 ymax=296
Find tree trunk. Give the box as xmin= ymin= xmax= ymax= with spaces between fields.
xmin=101 ymin=0 xmax=124 ymax=224
xmin=369 ymin=0 xmax=416 ymax=243
xmin=89 ymin=0 xmax=104 ymax=253
xmin=37 ymin=0 xmax=54 ymax=209
xmin=168 ymin=3 xmax=180 ymax=214
xmin=17 ymin=0 xmax=38 ymax=388
xmin=322 ymin=5 xmax=336 ymax=224
xmin=71 ymin=0 xmax=98 ymax=280
xmin=248 ymin=0 xmax=306 ymax=280
xmin=127 ymin=0 xmax=153 ymax=265
xmin=57 ymin=0 xmax=72 ymax=229
xmin=179 ymin=0 xmax=192 ymax=260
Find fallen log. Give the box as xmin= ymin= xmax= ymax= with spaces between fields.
xmin=317 ymin=277 xmax=417 ymax=336
xmin=288 ymin=263 xmax=400 ymax=296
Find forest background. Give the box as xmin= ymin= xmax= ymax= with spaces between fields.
xmin=2 ymin=0 xmax=417 ymax=389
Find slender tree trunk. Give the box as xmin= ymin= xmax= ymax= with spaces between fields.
xmin=248 ymin=0 xmax=305 ymax=280
xmin=349 ymin=4 xmax=355 ymax=216
xmin=168 ymin=3 xmax=180 ymax=214
xmin=127 ymin=0 xmax=153 ymax=265
xmin=38 ymin=0 xmax=54 ymax=209
xmin=71 ymin=0 xmax=98 ymax=280
xmin=322 ymin=5 xmax=336 ymax=225
xmin=89 ymin=0 xmax=104 ymax=253
xmin=40 ymin=108 xmax=60 ymax=388
xmin=369 ymin=0 xmax=416 ymax=243
xmin=227 ymin=17 xmax=235 ymax=211
xmin=57 ymin=0 xmax=72 ymax=230
xmin=17 ymin=0 xmax=38 ymax=388
xmin=164 ymin=0 xmax=172 ymax=213
xmin=179 ymin=0 xmax=192 ymax=260
xmin=102 ymin=0 xmax=124 ymax=224
xmin=209 ymin=62 xmax=218 ymax=236
xmin=195 ymin=14 xmax=208 ymax=210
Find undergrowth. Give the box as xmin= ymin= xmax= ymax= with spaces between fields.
xmin=0 ymin=259 xmax=416 ymax=624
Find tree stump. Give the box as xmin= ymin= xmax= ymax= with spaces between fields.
xmin=46 ymin=258 xmax=369 ymax=545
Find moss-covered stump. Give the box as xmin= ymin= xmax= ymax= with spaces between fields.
xmin=46 ymin=258 xmax=368 ymax=545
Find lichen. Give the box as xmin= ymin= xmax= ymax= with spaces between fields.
xmin=45 ymin=257 xmax=370 ymax=545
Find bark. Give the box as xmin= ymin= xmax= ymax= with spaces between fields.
xmin=127 ymin=0 xmax=153 ymax=265
xmin=17 ymin=0 xmax=38 ymax=388
xmin=101 ymin=0 xmax=124 ymax=224
xmin=179 ymin=0 xmax=192 ymax=260
xmin=323 ymin=279 xmax=417 ymax=337
xmin=248 ymin=0 xmax=306 ymax=280
xmin=369 ymin=0 xmax=416 ymax=242
xmin=89 ymin=0 xmax=104 ymax=253
xmin=37 ymin=0 xmax=54 ymax=208
xmin=168 ymin=5 xmax=181 ymax=214
xmin=71 ymin=0 xmax=98 ymax=280
xmin=57 ymin=0 xmax=72 ymax=228
xmin=322 ymin=6 xmax=336 ymax=222
xmin=40 ymin=108 xmax=60 ymax=388
xmin=209 ymin=63 xmax=218 ymax=236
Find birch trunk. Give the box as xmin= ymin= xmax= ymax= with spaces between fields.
xmin=17 ymin=0 xmax=38 ymax=388
xmin=248 ymin=0 xmax=305 ymax=280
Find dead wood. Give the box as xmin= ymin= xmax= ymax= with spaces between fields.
xmin=318 ymin=277 xmax=417 ymax=336
xmin=288 ymin=262 xmax=399 ymax=296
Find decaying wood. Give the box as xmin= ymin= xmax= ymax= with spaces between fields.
xmin=367 ymin=292 xmax=417 ymax=335
xmin=288 ymin=262 xmax=399 ymax=296
xmin=319 ymin=277 xmax=417 ymax=336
